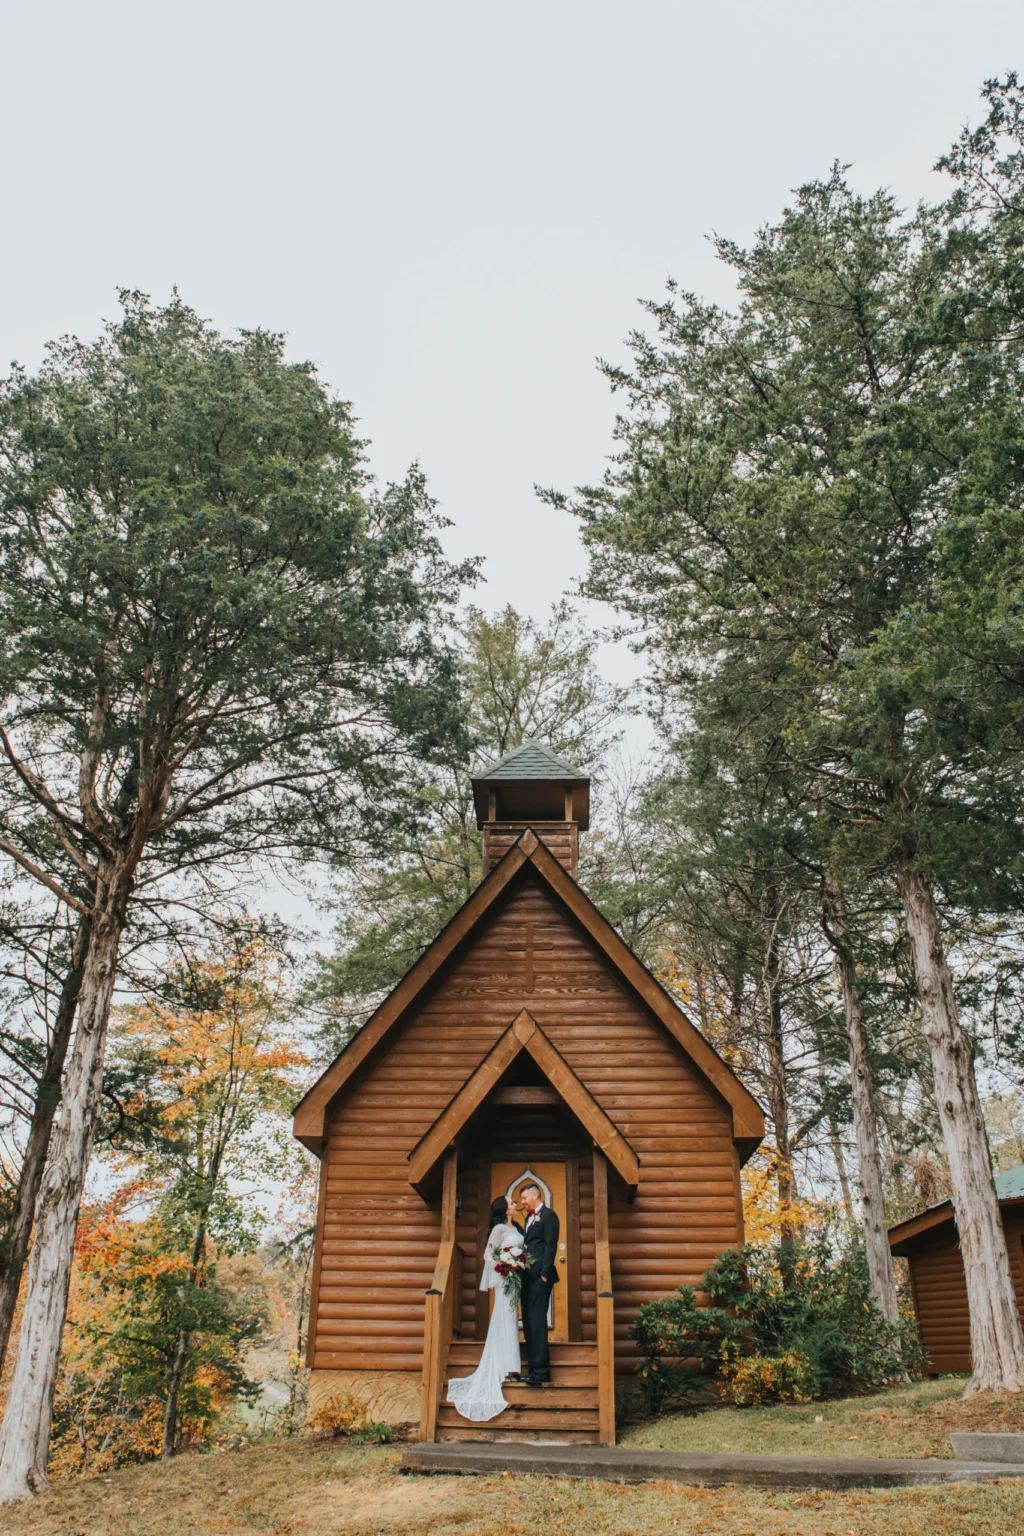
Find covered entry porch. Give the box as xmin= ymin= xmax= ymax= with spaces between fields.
xmin=408 ymin=1011 xmax=639 ymax=1444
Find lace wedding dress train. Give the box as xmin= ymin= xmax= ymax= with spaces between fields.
xmin=446 ymin=1221 xmax=523 ymax=1422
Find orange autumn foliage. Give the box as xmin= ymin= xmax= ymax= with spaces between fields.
xmin=45 ymin=935 xmax=309 ymax=1475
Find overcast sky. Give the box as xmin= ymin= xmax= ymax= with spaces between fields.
xmin=3 ymin=1 xmax=1021 ymax=687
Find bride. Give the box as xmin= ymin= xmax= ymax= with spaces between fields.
xmin=446 ymin=1195 xmax=523 ymax=1421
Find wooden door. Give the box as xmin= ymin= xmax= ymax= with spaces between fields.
xmin=490 ymin=1161 xmax=570 ymax=1342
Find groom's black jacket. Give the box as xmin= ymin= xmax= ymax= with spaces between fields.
xmin=518 ymin=1205 xmax=560 ymax=1286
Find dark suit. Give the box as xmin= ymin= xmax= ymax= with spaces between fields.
xmin=519 ymin=1204 xmax=559 ymax=1380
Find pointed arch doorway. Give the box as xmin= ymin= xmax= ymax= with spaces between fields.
xmin=490 ymin=1161 xmax=569 ymax=1341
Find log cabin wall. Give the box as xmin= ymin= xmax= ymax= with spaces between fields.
xmin=310 ymin=864 xmax=742 ymax=1390
xmin=902 ymin=1206 xmax=1024 ymax=1375
xmin=482 ymin=821 xmax=578 ymax=877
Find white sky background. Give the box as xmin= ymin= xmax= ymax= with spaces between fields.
xmin=2 ymin=0 xmax=1022 ymax=936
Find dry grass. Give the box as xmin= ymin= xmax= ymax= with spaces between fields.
xmin=0 ymin=1433 xmax=1022 ymax=1536
xmin=623 ymin=1375 xmax=1024 ymax=1460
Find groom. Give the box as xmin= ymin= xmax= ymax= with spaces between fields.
xmin=518 ymin=1183 xmax=559 ymax=1386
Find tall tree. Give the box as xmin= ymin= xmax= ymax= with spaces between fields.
xmin=557 ymin=105 xmax=1024 ymax=1388
xmin=0 ymin=291 xmax=474 ymax=1499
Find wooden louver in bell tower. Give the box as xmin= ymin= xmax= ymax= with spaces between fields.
xmin=471 ymin=740 xmax=590 ymax=880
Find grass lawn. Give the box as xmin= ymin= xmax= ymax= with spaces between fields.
xmin=622 ymin=1376 xmax=1024 ymax=1460
xmin=0 ymin=1429 xmax=1022 ymax=1536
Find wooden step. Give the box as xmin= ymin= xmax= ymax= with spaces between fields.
xmin=500 ymin=1386 xmax=598 ymax=1409
xmin=447 ymin=1340 xmax=596 ymax=1358
xmin=446 ymin=1343 xmax=597 ymax=1368
xmin=439 ymin=1406 xmax=597 ymax=1429
xmin=446 ymin=1362 xmax=597 ymax=1388
xmin=438 ymin=1426 xmax=600 ymax=1444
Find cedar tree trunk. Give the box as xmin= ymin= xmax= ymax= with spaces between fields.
xmin=895 ymin=853 xmax=1024 ymax=1394
xmin=0 ymin=897 xmax=126 ymax=1500
xmin=0 ymin=916 xmax=90 ymax=1377
xmin=823 ymin=896 xmax=903 ymax=1334
xmin=763 ymin=919 xmax=799 ymax=1278
xmin=161 ymin=1212 xmax=210 ymax=1459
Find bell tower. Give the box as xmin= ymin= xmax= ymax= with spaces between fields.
xmin=471 ymin=740 xmax=590 ymax=880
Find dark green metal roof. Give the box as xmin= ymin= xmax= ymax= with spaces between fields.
xmin=474 ymin=740 xmax=586 ymax=782
xmin=995 ymin=1162 xmax=1024 ymax=1199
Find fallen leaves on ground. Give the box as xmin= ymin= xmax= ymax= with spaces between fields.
xmin=0 ymin=1438 xmax=1021 ymax=1536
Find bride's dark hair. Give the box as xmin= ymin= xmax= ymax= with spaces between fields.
xmin=489 ymin=1196 xmax=509 ymax=1226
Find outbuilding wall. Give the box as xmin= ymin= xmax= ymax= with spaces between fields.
xmin=904 ymin=1205 xmax=1024 ymax=1374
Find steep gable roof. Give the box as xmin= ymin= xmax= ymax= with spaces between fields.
xmin=292 ymin=829 xmax=765 ymax=1157
xmin=407 ymin=1010 xmax=639 ymax=1198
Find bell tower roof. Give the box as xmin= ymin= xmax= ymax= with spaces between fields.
xmin=471 ymin=739 xmax=590 ymax=831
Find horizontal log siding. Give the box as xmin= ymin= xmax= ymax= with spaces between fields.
xmin=484 ymin=824 xmax=577 ymax=876
xmin=907 ymin=1210 xmax=1024 ymax=1375
xmin=311 ymin=874 xmax=740 ymax=1372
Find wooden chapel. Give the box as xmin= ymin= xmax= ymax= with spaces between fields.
xmin=293 ymin=742 xmax=764 ymax=1444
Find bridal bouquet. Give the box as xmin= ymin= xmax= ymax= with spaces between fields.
xmin=490 ymin=1238 xmax=535 ymax=1305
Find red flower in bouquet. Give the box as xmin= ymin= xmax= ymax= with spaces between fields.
xmin=490 ymin=1238 xmax=535 ymax=1304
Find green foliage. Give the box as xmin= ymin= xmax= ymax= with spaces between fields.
xmin=88 ymin=933 xmax=307 ymax=1456
xmin=0 ymin=286 xmax=476 ymax=987
xmin=725 ymin=1351 xmax=818 ymax=1407
xmin=548 ymin=75 xmax=1024 ymax=1251
xmin=630 ymin=1238 xmax=922 ymax=1415
xmin=353 ymin=1420 xmax=394 ymax=1445
xmin=51 ymin=1207 xmax=270 ymax=1474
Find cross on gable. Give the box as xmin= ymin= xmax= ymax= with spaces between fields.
xmin=506 ymin=923 xmax=554 ymax=994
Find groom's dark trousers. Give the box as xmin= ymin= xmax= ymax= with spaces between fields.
xmin=519 ymin=1205 xmax=560 ymax=1381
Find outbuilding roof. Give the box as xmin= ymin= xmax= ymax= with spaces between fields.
xmin=995 ymin=1162 xmax=1024 ymax=1199
xmin=888 ymin=1160 xmax=1024 ymax=1254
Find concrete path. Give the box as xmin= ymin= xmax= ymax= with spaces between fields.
xmin=402 ymin=1440 xmax=1024 ymax=1490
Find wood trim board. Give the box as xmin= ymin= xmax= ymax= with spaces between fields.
xmin=406 ymin=1011 xmax=640 ymax=1197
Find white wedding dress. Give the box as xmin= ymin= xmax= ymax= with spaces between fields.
xmin=446 ymin=1222 xmax=523 ymax=1421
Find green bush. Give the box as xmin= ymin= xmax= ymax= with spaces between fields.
xmin=354 ymin=1420 xmax=394 ymax=1445
xmin=629 ymin=1234 xmax=923 ymax=1414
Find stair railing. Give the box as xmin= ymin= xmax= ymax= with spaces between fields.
xmin=593 ymin=1148 xmax=616 ymax=1445
xmin=419 ymin=1147 xmax=460 ymax=1441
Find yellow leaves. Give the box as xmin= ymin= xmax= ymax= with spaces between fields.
xmin=722 ymin=1349 xmax=816 ymax=1406
xmin=741 ymin=1146 xmax=832 ymax=1248
xmin=110 ymin=933 xmax=308 ymax=1188
xmin=308 ymin=1391 xmax=376 ymax=1438
xmin=653 ymin=948 xmax=695 ymax=1004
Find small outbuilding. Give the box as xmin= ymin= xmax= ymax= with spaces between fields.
xmin=293 ymin=742 xmax=764 ymax=1444
xmin=888 ymin=1164 xmax=1024 ymax=1374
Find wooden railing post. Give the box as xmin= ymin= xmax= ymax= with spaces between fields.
xmin=419 ymin=1147 xmax=459 ymax=1442
xmin=452 ymin=1242 xmax=464 ymax=1337
xmin=593 ymin=1147 xmax=616 ymax=1445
